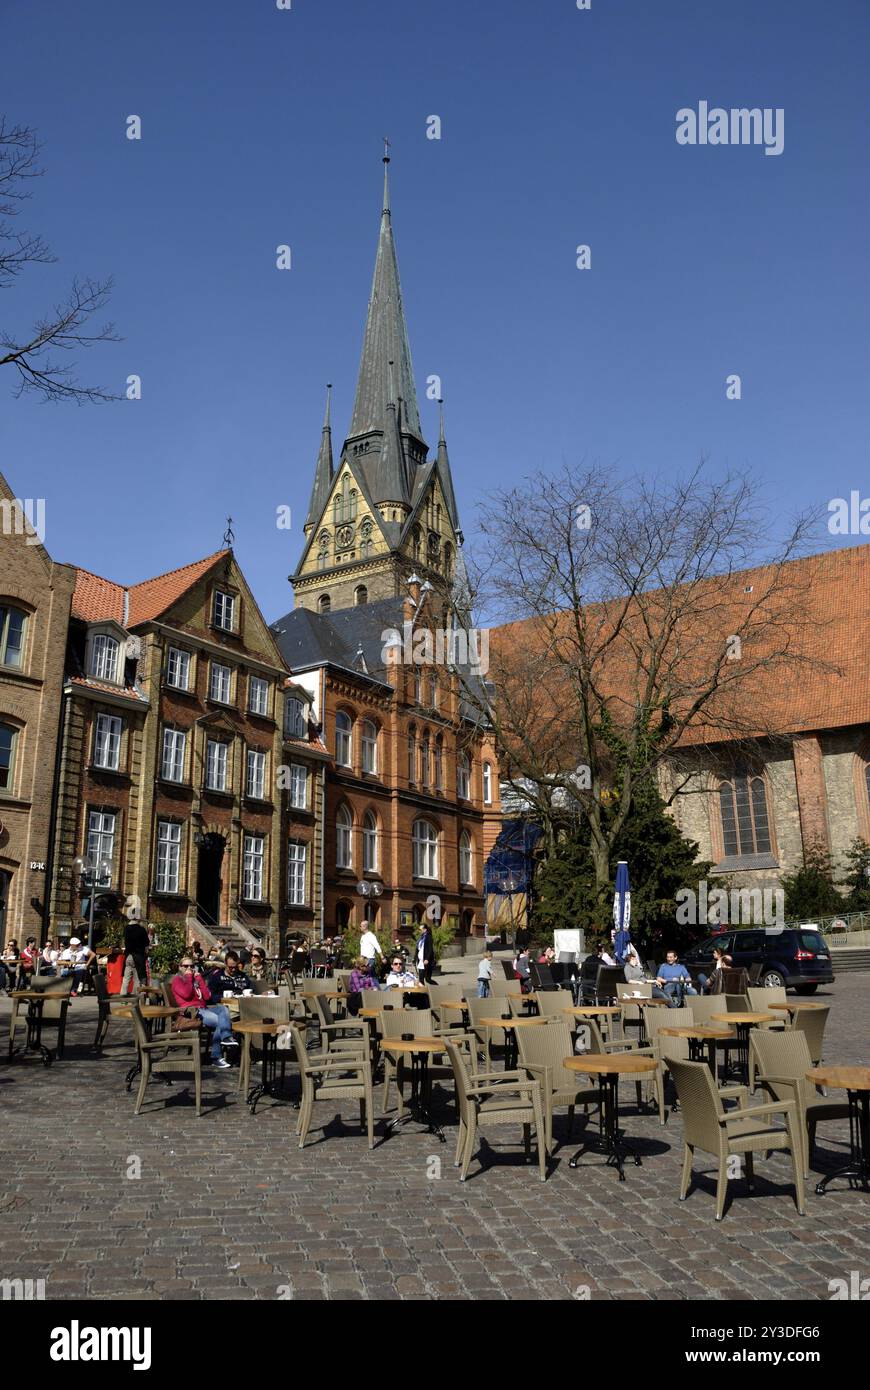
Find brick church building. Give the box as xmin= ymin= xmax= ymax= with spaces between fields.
xmin=271 ymin=152 xmax=500 ymax=946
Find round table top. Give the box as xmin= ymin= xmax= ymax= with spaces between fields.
xmin=231 ymin=1019 xmax=289 ymax=1036
xmin=384 ymin=985 xmax=429 ymax=993
xmin=439 ymin=1000 xmax=467 ymax=1010
xmin=636 ymin=997 xmax=671 ymax=1008
xmin=712 ymin=1011 xmax=776 ymax=1025
xmin=768 ymin=1001 xmax=827 ymax=1012
xmin=358 ymin=1007 xmax=384 ymax=1018
xmin=659 ymin=1025 xmax=735 ymax=1041
xmin=11 ymin=990 xmax=52 ymax=1001
xmin=300 ymin=990 xmax=345 ymax=999
xmin=480 ymin=1015 xmax=549 ymax=1028
xmin=563 ymin=1005 xmax=621 ymax=1017
xmin=564 ymin=1053 xmax=658 ymax=1076
xmin=806 ymin=1066 xmax=870 ymax=1092
xmin=382 ymin=1037 xmax=446 ymax=1054
xmin=140 ymin=1005 xmax=179 ymax=1018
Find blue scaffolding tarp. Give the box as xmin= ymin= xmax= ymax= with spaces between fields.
xmin=484 ymin=819 xmax=543 ymax=896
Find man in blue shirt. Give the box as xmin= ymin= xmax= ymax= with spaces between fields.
xmin=656 ymin=951 xmax=697 ymax=1007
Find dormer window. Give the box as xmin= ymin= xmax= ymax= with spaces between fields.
xmin=91 ymin=633 xmax=120 ymax=683
xmin=213 ymin=590 xmax=236 ymax=632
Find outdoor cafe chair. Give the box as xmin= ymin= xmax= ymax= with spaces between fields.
xmin=535 ymin=988 xmax=575 ymax=1020
xmin=287 ymin=1024 xmax=374 ymax=1149
xmin=490 ymin=976 xmax=521 ymax=998
xmin=444 ymin=1037 xmax=548 ymax=1182
xmin=380 ymin=1006 xmax=435 ymax=1117
xmin=238 ymin=995 xmax=291 ymax=1093
xmin=515 ymin=1016 xmax=600 ymax=1153
xmin=162 ymin=980 xmax=215 ymax=1064
xmin=129 ymin=998 xmax=204 ymax=1117
xmin=464 ymin=993 xmax=509 ymax=1065
xmin=616 ymin=980 xmax=652 ymax=1040
xmin=668 ymin=1057 xmax=806 ymax=1221
xmin=789 ymin=1004 xmax=829 ymax=1070
xmin=750 ymin=1028 xmax=849 ymax=1178
xmin=313 ymin=993 xmax=369 ymax=1056
xmin=10 ymin=974 xmax=74 ymax=1060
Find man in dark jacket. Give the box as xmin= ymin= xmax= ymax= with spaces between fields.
xmin=208 ymin=950 xmax=254 ymax=997
xmin=121 ymin=918 xmax=150 ymax=995
xmin=414 ymin=925 xmax=435 ymax=984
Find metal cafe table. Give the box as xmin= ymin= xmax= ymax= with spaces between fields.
xmin=564 ymin=1053 xmax=658 ymax=1181
xmin=382 ymin=1036 xmax=448 ymax=1142
xmin=8 ymin=990 xmax=56 ymax=1066
xmin=806 ymin=1066 xmax=870 ymax=1195
xmin=658 ymin=1024 xmax=735 ymax=1078
xmin=233 ymin=1019 xmax=292 ymax=1114
xmin=562 ymin=1004 xmax=622 ymax=1045
xmin=712 ymin=1011 xmax=776 ymax=1084
xmin=480 ymin=1014 xmax=549 ymax=1070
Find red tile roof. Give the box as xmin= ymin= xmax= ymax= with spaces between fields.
xmin=71 ymin=551 xmax=228 ymax=627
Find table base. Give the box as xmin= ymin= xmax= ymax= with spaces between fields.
xmin=815 ymin=1091 xmax=870 ymax=1195
xmin=8 ymin=1001 xmax=54 ymax=1067
xmin=568 ymin=1074 xmax=641 ymax=1181
xmin=386 ymin=1052 xmax=446 ymax=1143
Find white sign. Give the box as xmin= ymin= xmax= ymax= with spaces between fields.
xmin=554 ymin=929 xmax=583 ymax=959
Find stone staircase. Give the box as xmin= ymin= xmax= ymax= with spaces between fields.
xmin=829 ymin=947 xmax=870 ymax=974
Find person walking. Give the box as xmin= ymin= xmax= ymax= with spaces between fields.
xmin=477 ymin=949 xmax=493 ymax=998
xmin=359 ymin=924 xmax=384 ymax=979
xmin=415 ymin=922 xmax=435 ymax=985
xmin=121 ymin=916 xmax=150 ymax=995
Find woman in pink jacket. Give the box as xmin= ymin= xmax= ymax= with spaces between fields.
xmin=172 ymin=957 xmax=235 ymax=1067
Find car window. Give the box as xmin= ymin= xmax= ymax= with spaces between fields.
xmin=798 ymin=931 xmax=825 ymax=951
xmin=733 ymin=931 xmax=765 ymax=953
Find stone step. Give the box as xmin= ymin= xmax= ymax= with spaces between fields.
xmin=829 ymin=949 xmax=870 ymax=973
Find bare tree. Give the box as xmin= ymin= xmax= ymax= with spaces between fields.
xmin=0 ymin=118 xmax=118 ymax=402
xmin=455 ymin=463 xmax=831 ymax=889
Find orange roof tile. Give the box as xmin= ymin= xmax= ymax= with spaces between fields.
xmin=70 ymin=551 xmax=228 ymax=627
xmin=71 ymin=568 xmax=126 ymax=624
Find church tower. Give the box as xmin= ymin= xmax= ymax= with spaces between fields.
xmin=292 ymin=149 xmax=463 ymax=616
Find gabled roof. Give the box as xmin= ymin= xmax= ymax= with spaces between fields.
xmin=71 ymin=551 xmax=229 ymax=627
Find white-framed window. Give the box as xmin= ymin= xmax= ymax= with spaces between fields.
xmin=209 ymin=662 xmax=231 ymax=704
xmin=161 ymin=727 xmax=186 ymax=783
xmin=335 ymin=711 xmax=352 ymax=767
xmin=91 ymin=633 xmax=119 ymax=683
xmin=336 ymin=804 xmax=352 ymax=869
xmin=246 ymin=748 xmax=266 ymax=799
xmin=94 ymin=713 xmax=121 ymax=771
xmin=166 ymin=647 xmax=191 ymax=691
xmin=457 ymin=752 xmax=470 ymax=800
xmin=0 ymin=605 xmax=26 ymax=669
xmin=243 ymin=834 xmax=264 ymax=901
xmin=155 ymin=820 xmax=181 ymax=894
xmin=288 ymin=840 xmax=308 ymax=905
xmin=361 ymin=719 xmax=378 ymax=775
xmin=483 ymin=761 xmax=492 ymax=805
xmin=460 ymin=830 xmax=473 ymax=885
xmin=363 ymin=810 xmax=378 ymax=872
xmin=206 ymin=740 xmax=228 ymax=792
xmin=213 ymin=590 xmax=236 ymax=631
xmin=413 ymin=819 xmax=438 ymax=880
xmin=87 ymin=810 xmax=115 ymax=881
xmin=249 ymin=675 xmax=270 ymax=716
xmin=284 ymin=696 xmax=307 ymax=740
xmin=289 ymin=763 xmax=308 ymax=810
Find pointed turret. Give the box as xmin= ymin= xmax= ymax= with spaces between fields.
xmin=304 ymin=384 xmax=334 ymax=532
xmin=347 ymin=146 xmax=425 ymax=452
xmin=373 ymin=361 xmax=408 ymax=505
xmin=435 ymin=399 xmax=462 ymax=540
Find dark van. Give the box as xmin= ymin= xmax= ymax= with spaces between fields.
xmin=683 ymin=926 xmax=834 ymax=993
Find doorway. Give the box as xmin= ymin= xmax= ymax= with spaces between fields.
xmin=196 ymin=834 xmax=225 ymax=926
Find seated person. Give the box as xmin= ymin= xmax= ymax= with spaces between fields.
xmin=208 ymin=949 xmax=254 ymax=998
xmin=655 ymin=950 xmax=697 ymax=1006
xmin=384 ymin=954 xmax=419 ymax=988
xmin=537 ymin=945 xmax=557 ymax=967
xmin=69 ymin=938 xmax=96 ymax=995
xmin=513 ymin=948 xmax=532 ymax=994
xmin=248 ymin=947 xmax=269 ymax=982
xmin=623 ymin=944 xmax=646 ymax=982
xmin=391 ymin=937 xmax=409 ymax=963
xmin=697 ymin=945 xmax=732 ymax=993
xmin=598 ymin=942 xmax=618 ymax=968
xmin=348 ymin=956 xmax=379 ymax=993
xmin=172 ymin=957 xmax=235 ymax=1068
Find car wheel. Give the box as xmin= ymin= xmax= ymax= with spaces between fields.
xmin=762 ymin=969 xmax=786 ymax=989
xmin=794 ymin=983 xmax=818 ymax=995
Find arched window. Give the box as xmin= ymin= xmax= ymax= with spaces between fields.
xmin=354 ymin=585 xmax=368 ymax=606
xmin=483 ymin=761 xmax=492 ymax=805
xmin=413 ymin=819 xmax=438 ymax=879
xmin=361 ymin=719 xmax=377 ymax=775
xmin=459 ymin=830 xmax=473 ymax=885
xmin=284 ymin=696 xmax=307 ymax=740
xmin=349 ymin=488 xmax=358 ymax=520
xmin=91 ymin=632 xmax=119 ymax=682
xmin=718 ymin=772 xmax=772 ymax=857
xmin=362 ymin=810 xmax=378 ymax=873
xmin=407 ymin=724 xmax=417 ymax=784
xmin=0 ymin=722 xmax=18 ymax=791
xmin=0 ymin=606 xmax=26 ymax=669
xmin=420 ymin=732 xmax=430 ymax=788
xmin=336 ymin=804 xmax=353 ymax=869
xmin=429 ymin=673 xmax=438 ymax=708
xmin=318 ymin=594 xmax=331 ymax=614
xmin=457 ymin=752 xmax=470 ymax=800
xmin=414 ymin=668 xmax=422 ymax=704
xmin=434 ymin=735 xmax=444 ymax=792
xmin=335 ymin=710 xmax=352 ymax=767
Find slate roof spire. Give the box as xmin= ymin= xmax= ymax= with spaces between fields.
xmin=436 ymin=398 xmax=462 ymax=539
xmin=347 ymin=145 xmax=424 ymax=449
xmin=373 ymin=360 xmax=409 ymax=504
xmin=304 ymin=383 xmax=334 ymax=530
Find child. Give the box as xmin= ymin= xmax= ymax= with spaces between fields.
xmin=477 ymin=949 xmax=493 ymax=998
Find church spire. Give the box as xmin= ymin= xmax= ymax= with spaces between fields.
xmin=347 ymin=145 xmax=424 ymax=449
xmin=435 ymin=398 xmax=462 ymax=539
xmin=303 ymin=383 xmax=334 ymax=531
xmin=373 ymin=360 xmax=408 ymax=504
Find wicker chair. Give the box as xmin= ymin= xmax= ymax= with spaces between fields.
xmin=747 ymin=985 xmax=788 ymax=1015
xmin=287 ymin=1024 xmax=374 ymax=1149
xmin=465 ymin=994 xmax=508 ymax=1064
xmin=515 ymin=1017 xmax=600 ymax=1152
xmin=162 ymin=980 xmax=215 ymax=1064
xmin=238 ymin=995 xmax=291 ymax=1093
xmin=489 ymin=976 xmax=521 ymax=999
xmin=616 ymin=981 xmax=652 ymax=1042
xmin=668 ymin=1057 xmax=805 ymax=1220
xmin=789 ymin=1006 xmax=829 ymax=1067
xmin=444 ymin=1037 xmax=548 ymax=1181
xmin=129 ymin=999 xmax=203 ymax=1116
xmin=749 ymin=1028 xmax=849 ymax=1177
xmin=380 ymin=1007 xmax=435 ymax=1117
xmin=10 ymin=975 xmax=74 ymax=1059
xmin=535 ymin=989 xmax=575 ymax=1020
xmin=313 ymin=993 xmax=368 ymax=1054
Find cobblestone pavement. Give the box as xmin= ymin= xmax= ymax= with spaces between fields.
xmin=0 ymin=976 xmax=868 ymax=1302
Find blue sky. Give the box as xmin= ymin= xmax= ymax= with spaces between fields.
xmin=3 ymin=0 xmax=868 ymax=619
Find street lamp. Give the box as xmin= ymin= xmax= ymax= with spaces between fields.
xmin=73 ymin=853 xmax=112 ymax=951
